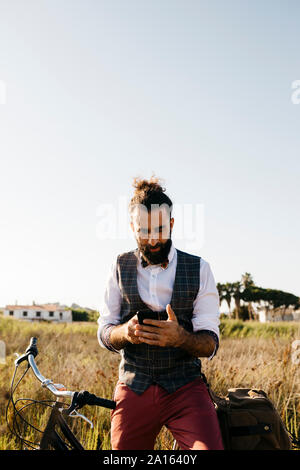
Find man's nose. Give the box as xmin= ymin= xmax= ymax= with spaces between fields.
xmin=149 ymin=237 xmax=159 ymax=246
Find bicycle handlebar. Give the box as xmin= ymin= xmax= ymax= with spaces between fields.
xmin=16 ymin=337 xmax=116 ymax=408
xmin=27 ymin=350 xmax=74 ymax=398
xmin=17 ymin=337 xmax=74 ymax=398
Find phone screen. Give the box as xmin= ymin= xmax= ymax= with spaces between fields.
xmin=137 ymin=310 xmax=167 ymax=325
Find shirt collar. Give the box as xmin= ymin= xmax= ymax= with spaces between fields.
xmin=139 ymin=242 xmax=175 ymax=269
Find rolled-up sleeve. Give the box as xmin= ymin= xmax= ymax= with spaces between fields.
xmin=192 ymin=259 xmax=221 ymax=359
xmin=97 ymin=260 xmax=122 ymax=352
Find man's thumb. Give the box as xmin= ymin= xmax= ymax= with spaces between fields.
xmin=166 ymin=304 xmax=177 ymax=322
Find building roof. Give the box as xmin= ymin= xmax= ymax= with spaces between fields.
xmin=5 ymin=304 xmax=68 ymax=311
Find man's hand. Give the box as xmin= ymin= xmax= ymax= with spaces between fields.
xmin=125 ymin=314 xmax=143 ymax=344
xmin=109 ymin=307 xmax=216 ymax=357
xmin=134 ymin=304 xmax=183 ymax=347
xmin=108 ymin=314 xmax=142 ymax=350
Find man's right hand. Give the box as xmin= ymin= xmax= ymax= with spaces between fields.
xmin=109 ymin=315 xmax=142 ymax=350
xmin=125 ymin=315 xmax=142 ymax=344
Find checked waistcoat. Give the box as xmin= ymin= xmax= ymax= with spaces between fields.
xmin=116 ymin=248 xmax=202 ymax=395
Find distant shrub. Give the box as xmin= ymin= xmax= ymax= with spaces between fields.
xmin=71 ymin=309 xmax=98 ymax=322
xmin=219 ymin=313 xmax=229 ymax=320
xmin=220 ymin=319 xmax=299 ymax=339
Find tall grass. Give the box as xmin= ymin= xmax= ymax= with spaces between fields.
xmin=0 ymin=317 xmax=299 ymax=450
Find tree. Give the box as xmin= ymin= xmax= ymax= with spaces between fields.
xmin=264 ymin=289 xmax=299 ymax=320
xmin=241 ymin=273 xmax=257 ymax=319
xmin=242 ymin=286 xmax=299 ymax=321
xmin=217 ymin=273 xmax=300 ymax=322
xmin=232 ymin=281 xmax=243 ymax=319
xmin=217 ymin=283 xmax=234 ymax=318
xmin=216 ymin=283 xmax=226 ymax=307
xmin=241 ymin=272 xmax=254 ymax=289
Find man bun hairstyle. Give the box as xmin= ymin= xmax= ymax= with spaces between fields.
xmin=129 ymin=175 xmax=173 ymax=217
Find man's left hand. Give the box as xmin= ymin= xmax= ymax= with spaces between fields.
xmin=134 ymin=304 xmax=183 ymax=347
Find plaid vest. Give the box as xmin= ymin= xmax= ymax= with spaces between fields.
xmin=116 ymin=248 xmax=202 ymax=395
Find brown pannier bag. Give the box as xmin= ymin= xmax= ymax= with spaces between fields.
xmin=202 ymin=375 xmax=293 ymax=450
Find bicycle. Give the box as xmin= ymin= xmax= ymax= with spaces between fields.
xmin=6 ymin=337 xmax=116 ymax=450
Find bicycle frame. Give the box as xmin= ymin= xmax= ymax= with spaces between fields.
xmin=39 ymin=403 xmax=84 ymax=450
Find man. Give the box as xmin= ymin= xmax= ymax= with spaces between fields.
xmin=97 ymin=177 xmax=224 ymax=450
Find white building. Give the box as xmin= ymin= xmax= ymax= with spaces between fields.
xmin=3 ymin=304 xmax=72 ymax=323
xmin=257 ymin=306 xmax=300 ymax=323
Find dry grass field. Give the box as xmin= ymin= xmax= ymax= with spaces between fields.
xmin=0 ymin=317 xmax=299 ymax=450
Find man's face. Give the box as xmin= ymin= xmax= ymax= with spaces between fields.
xmin=130 ymin=205 xmax=174 ymax=265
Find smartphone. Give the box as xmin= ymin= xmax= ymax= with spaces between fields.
xmin=137 ymin=310 xmax=168 ymax=325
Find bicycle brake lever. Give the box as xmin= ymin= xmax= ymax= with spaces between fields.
xmin=53 ymin=383 xmax=67 ymax=391
xmin=69 ymin=409 xmax=93 ymax=429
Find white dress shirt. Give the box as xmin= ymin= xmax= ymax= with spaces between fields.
xmin=97 ymin=243 xmax=221 ymax=358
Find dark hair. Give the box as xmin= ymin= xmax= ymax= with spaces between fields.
xmin=129 ymin=175 xmax=173 ymax=217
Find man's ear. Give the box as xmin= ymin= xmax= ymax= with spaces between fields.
xmin=170 ymin=217 xmax=174 ymax=232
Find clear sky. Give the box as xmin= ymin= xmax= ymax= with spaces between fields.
xmin=0 ymin=0 xmax=299 ymax=312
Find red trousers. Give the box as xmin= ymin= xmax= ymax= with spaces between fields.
xmin=111 ymin=377 xmax=224 ymax=450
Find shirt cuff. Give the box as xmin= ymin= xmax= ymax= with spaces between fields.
xmin=98 ymin=323 xmax=120 ymax=354
xmin=194 ymin=329 xmax=219 ymax=360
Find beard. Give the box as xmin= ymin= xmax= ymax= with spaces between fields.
xmin=138 ymin=238 xmax=172 ymax=266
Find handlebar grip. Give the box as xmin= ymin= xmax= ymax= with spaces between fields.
xmin=73 ymin=391 xmax=116 ymax=410
xmin=89 ymin=395 xmax=116 ymax=409
xmin=15 ymin=337 xmax=38 ymax=366
xmin=26 ymin=337 xmax=38 ymax=358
